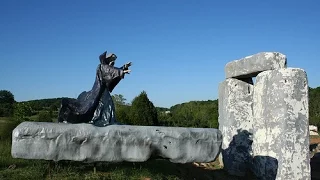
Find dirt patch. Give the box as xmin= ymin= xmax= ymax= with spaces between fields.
xmin=310 ymin=136 xmax=320 ymax=145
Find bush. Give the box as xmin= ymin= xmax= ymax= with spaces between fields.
xmin=37 ymin=111 xmax=52 ymax=122
xmin=0 ymin=120 xmax=20 ymax=140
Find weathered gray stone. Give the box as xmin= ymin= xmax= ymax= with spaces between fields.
xmin=12 ymin=122 xmax=222 ymax=163
xmin=218 ymin=78 xmax=254 ymax=176
xmin=310 ymin=125 xmax=318 ymax=133
xmin=310 ymin=131 xmax=319 ymax=136
xmin=252 ymin=68 xmax=310 ymax=180
xmin=225 ymin=52 xmax=287 ymax=78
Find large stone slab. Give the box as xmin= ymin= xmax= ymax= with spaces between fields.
xmin=225 ymin=52 xmax=287 ymax=78
xmin=12 ymin=122 xmax=222 ymax=163
xmin=252 ymin=68 xmax=310 ymax=180
xmin=218 ymin=78 xmax=254 ymax=176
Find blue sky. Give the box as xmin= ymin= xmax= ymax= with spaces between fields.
xmin=1 ymin=0 xmax=319 ymax=108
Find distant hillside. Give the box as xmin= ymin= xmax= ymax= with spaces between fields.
xmin=158 ymin=100 xmax=219 ymax=128
xmin=156 ymin=107 xmax=170 ymax=112
xmin=19 ymin=98 xmax=65 ymax=111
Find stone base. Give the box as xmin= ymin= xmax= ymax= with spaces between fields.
xmin=12 ymin=122 xmax=222 ymax=163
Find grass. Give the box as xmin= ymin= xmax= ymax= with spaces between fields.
xmin=28 ymin=114 xmax=39 ymax=121
xmin=0 ymin=117 xmax=11 ymax=122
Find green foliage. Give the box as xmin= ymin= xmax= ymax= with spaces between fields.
xmin=37 ymin=111 xmax=53 ymax=122
xmin=0 ymin=120 xmax=20 ymax=140
xmin=160 ymin=100 xmax=219 ymax=128
xmin=112 ymin=94 xmax=131 ymax=125
xmin=156 ymin=107 xmax=170 ymax=112
xmin=115 ymin=104 xmax=131 ymax=125
xmin=309 ymin=87 xmax=320 ymax=128
xmin=13 ymin=102 xmax=33 ymax=121
xmin=0 ymin=90 xmax=15 ymax=117
xmin=112 ymin=94 xmax=127 ymax=105
xmin=49 ymin=100 xmax=61 ymax=112
xmin=22 ymin=98 xmax=64 ymax=112
xmin=0 ymin=90 xmax=15 ymax=104
xmin=129 ymin=91 xmax=158 ymax=126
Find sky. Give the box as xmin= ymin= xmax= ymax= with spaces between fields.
xmin=1 ymin=0 xmax=320 ymax=108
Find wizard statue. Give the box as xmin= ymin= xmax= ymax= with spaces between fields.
xmin=58 ymin=51 xmax=131 ymax=127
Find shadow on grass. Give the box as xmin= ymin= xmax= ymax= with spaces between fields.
xmin=43 ymin=159 xmax=222 ymax=180
xmin=45 ymin=159 xmax=259 ymax=180
xmin=311 ymin=152 xmax=320 ymax=180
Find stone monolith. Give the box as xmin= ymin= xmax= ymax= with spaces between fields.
xmin=218 ymin=78 xmax=254 ymax=176
xmin=252 ymin=68 xmax=310 ymax=180
xmin=12 ymin=122 xmax=222 ymax=163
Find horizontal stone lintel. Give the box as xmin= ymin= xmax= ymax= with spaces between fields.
xmin=225 ymin=52 xmax=287 ymax=79
xmin=11 ymin=122 xmax=222 ymax=163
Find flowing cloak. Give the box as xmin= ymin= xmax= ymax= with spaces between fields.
xmin=58 ymin=52 xmax=125 ymax=126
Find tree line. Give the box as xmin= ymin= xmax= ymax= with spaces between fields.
xmin=309 ymin=87 xmax=320 ymax=127
xmin=1 ymin=87 xmax=320 ymax=129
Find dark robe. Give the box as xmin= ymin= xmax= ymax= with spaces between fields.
xmin=58 ymin=52 xmax=125 ymax=125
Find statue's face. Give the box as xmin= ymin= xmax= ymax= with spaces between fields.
xmin=105 ymin=53 xmax=117 ymax=66
xmin=109 ymin=54 xmax=117 ymax=66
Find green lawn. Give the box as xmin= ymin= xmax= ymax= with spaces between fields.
xmin=0 ymin=117 xmax=11 ymax=123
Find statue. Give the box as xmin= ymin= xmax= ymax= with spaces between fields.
xmin=58 ymin=51 xmax=131 ymax=126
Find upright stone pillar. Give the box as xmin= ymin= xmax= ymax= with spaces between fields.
xmin=252 ymin=68 xmax=310 ymax=180
xmin=218 ymin=78 xmax=254 ymax=176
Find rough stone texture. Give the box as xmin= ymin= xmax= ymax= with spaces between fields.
xmin=12 ymin=122 xmax=222 ymax=163
xmin=218 ymin=78 xmax=254 ymax=176
xmin=225 ymin=52 xmax=287 ymax=79
xmin=252 ymin=68 xmax=310 ymax=180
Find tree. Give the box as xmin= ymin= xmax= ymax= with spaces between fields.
xmin=110 ymin=94 xmax=131 ymax=124
xmin=112 ymin=94 xmax=127 ymax=105
xmin=38 ymin=111 xmax=52 ymax=122
xmin=13 ymin=102 xmax=33 ymax=121
xmin=309 ymin=87 xmax=320 ymax=128
xmin=129 ymin=91 xmax=158 ymax=126
xmin=50 ymin=100 xmax=61 ymax=112
xmin=115 ymin=104 xmax=131 ymax=125
xmin=0 ymin=90 xmax=15 ymax=117
xmin=166 ymin=100 xmax=219 ymax=128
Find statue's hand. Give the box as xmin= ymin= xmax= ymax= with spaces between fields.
xmin=124 ymin=62 xmax=132 ymax=69
xmin=124 ymin=69 xmax=131 ymax=74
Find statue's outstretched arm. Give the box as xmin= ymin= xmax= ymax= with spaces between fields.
xmin=120 ymin=62 xmax=132 ymax=75
xmin=122 ymin=62 xmax=132 ymax=70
